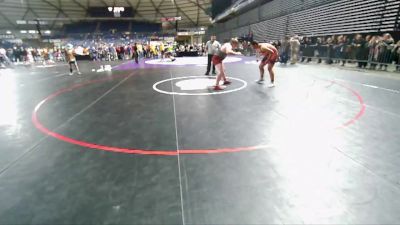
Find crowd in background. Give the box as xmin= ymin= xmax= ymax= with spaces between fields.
xmin=86 ymin=42 xmax=173 ymax=61
xmin=274 ymin=33 xmax=400 ymax=71
xmin=0 ymin=42 xmax=172 ymax=65
xmin=0 ymin=46 xmax=63 ymax=67
xmin=176 ymin=43 xmax=206 ymax=55
xmin=2 ymin=32 xmax=400 ymax=72
xmin=0 ymin=41 xmax=209 ymax=67
xmin=222 ymin=31 xmax=400 ymax=72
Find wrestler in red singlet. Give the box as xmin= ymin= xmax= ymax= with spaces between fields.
xmin=212 ymin=38 xmax=242 ymax=90
xmin=251 ymin=41 xmax=279 ymax=87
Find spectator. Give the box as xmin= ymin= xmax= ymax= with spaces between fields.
xmin=279 ymin=36 xmax=290 ymax=64
xmin=342 ymin=35 xmax=352 ymax=64
xmin=301 ymin=37 xmax=313 ymax=63
xmin=6 ymin=48 xmax=13 ymax=62
xmin=133 ymin=43 xmax=139 ymax=64
xmin=392 ymin=40 xmax=400 ymax=72
xmin=290 ymin=35 xmax=300 ymax=64
xmin=248 ymin=31 xmax=254 ymax=42
xmin=326 ymin=37 xmax=334 ymax=64
xmin=377 ymin=33 xmax=395 ymax=71
xmin=368 ymin=35 xmax=380 ymax=70
xmin=353 ymin=34 xmax=368 ymax=68
xmin=316 ymin=37 xmax=325 ymax=63
xmin=0 ymin=47 xmax=10 ymax=68
xmin=334 ymin=35 xmax=346 ymax=65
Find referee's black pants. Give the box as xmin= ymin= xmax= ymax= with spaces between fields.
xmin=206 ymin=54 xmax=216 ymax=74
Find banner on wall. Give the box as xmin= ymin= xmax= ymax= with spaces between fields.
xmin=177 ymin=31 xmax=205 ymax=36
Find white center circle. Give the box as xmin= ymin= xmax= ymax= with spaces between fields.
xmin=36 ymin=65 xmax=56 ymax=68
xmin=145 ymin=56 xmax=242 ymax=66
xmin=153 ymin=76 xmax=248 ymax=96
xmin=175 ymin=78 xmax=215 ymax=90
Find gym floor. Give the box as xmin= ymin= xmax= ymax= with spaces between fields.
xmin=0 ymin=56 xmax=400 ymax=224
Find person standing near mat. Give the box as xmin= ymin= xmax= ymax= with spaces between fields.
xmin=133 ymin=43 xmax=139 ymax=64
xmin=163 ymin=44 xmax=176 ymax=62
xmin=0 ymin=47 xmax=12 ymax=68
xmin=212 ymin=38 xmax=242 ymax=91
xmin=159 ymin=42 xmax=165 ymax=61
xmin=290 ymin=35 xmax=300 ymax=65
xmin=205 ymin=35 xmax=220 ymax=75
xmin=65 ymin=44 xmax=81 ymax=76
xmin=251 ymin=41 xmax=278 ymax=87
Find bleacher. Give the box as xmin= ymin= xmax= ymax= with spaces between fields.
xmin=65 ymin=22 xmax=97 ymax=34
xmin=64 ymin=21 xmax=160 ymax=33
xmin=131 ymin=22 xmax=161 ymax=33
xmin=100 ymin=21 xmax=130 ymax=33
xmin=258 ymin=0 xmax=337 ymax=21
xmin=288 ymin=0 xmax=400 ymax=35
xmin=211 ymin=0 xmax=400 ymax=42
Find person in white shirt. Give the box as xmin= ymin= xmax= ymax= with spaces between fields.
xmin=205 ymin=35 xmax=220 ymax=75
xmin=0 ymin=48 xmax=11 ymax=68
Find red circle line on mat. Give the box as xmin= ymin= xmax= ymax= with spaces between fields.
xmin=32 ymin=76 xmax=365 ymax=156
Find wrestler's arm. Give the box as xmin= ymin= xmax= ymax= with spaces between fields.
xmin=226 ymin=48 xmax=242 ymax=55
xmin=221 ymin=43 xmax=240 ymax=55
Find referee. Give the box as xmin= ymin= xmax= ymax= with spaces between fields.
xmin=205 ymin=35 xmax=220 ymax=75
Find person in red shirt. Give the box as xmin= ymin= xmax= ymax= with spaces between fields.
xmin=251 ymin=41 xmax=279 ymax=87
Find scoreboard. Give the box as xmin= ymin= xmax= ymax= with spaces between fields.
xmin=88 ymin=7 xmax=134 ymax=17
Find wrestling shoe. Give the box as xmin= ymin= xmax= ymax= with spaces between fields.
xmin=214 ymin=85 xmax=224 ymax=91
xmin=223 ymin=80 xmax=232 ymax=85
xmin=256 ymin=79 xmax=264 ymax=84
